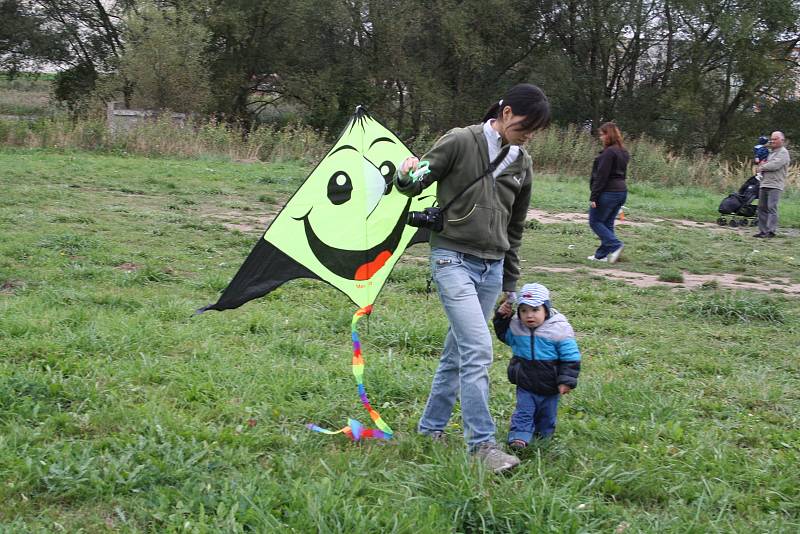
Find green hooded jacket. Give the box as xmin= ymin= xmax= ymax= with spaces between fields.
xmin=395 ymin=123 xmax=533 ymax=291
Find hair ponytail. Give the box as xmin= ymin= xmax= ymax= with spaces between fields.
xmin=481 ymin=102 xmax=501 ymax=123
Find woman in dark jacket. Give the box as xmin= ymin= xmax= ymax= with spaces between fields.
xmin=587 ymin=122 xmax=629 ymax=263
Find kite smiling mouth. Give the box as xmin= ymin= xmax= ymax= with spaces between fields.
xmin=295 ymin=197 xmax=413 ymax=280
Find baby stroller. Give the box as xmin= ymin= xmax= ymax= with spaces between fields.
xmin=717 ymin=175 xmax=760 ymax=227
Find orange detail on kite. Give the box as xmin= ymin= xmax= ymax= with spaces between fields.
xmin=354 ymin=250 xmax=392 ymax=280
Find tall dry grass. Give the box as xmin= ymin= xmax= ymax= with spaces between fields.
xmin=528 ymin=124 xmax=799 ymax=192
xmin=0 ymin=116 xmax=796 ymax=192
xmin=0 ymin=75 xmax=53 ymax=116
xmin=0 ymin=115 xmax=331 ymax=165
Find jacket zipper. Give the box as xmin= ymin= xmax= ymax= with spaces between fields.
xmin=529 ymin=326 xmax=535 ymax=360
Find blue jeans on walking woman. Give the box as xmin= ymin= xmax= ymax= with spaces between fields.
xmin=418 ymin=248 xmax=503 ymax=451
xmin=589 ymin=191 xmax=627 ymax=259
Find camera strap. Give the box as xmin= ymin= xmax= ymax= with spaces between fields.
xmin=439 ymin=145 xmax=511 ymax=214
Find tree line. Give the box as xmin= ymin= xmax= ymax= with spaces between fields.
xmin=2 ymin=0 xmax=800 ymax=158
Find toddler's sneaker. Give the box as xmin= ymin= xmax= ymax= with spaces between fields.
xmin=508 ymin=439 xmax=528 ymax=450
xmin=420 ymin=430 xmax=446 ymax=443
xmin=428 ymin=431 xmax=446 ymax=443
xmin=587 ymin=255 xmax=608 ymax=262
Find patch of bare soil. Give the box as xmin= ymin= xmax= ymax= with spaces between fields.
xmin=201 ymin=206 xmax=276 ymax=233
xmin=114 ymin=262 xmax=140 ymax=272
xmin=537 ymin=266 xmax=800 ymax=295
xmin=1 ymin=279 xmax=24 ymax=295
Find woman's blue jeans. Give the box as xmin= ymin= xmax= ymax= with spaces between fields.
xmin=418 ymin=248 xmax=503 ymax=451
xmin=588 ymin=191 xmax=627 ymax=259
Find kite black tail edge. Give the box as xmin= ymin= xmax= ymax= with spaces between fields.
xmin=193 ymin=238 xmax=319 ymax=316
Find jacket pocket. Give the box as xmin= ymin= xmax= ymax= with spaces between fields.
xmin=444 ymin=204 xmax=492 ymax=246
xmin=507 ymin=357 xmax=521 ymax=385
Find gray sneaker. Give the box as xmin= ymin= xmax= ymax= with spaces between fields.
xmin=473 ymin=443 xmax=520 ymax=473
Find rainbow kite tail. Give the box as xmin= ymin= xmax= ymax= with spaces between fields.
xmin=307 ymin=305 xmax=394 ymax=441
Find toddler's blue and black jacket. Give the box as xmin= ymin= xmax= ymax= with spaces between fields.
xmin=493 ymin=308 xmax=581 ymax=396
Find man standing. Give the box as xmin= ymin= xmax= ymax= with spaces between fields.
xmin=755 ymin=131 xmax=790 ymax=238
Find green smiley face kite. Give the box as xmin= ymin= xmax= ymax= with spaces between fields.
xmin=199 ymin=107 xmax=435 ymax=312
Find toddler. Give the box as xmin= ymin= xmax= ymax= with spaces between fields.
xmin=754 ymin=135 xmax=770 ymax=181
xmin=493 ymin=283 xmax=581 ymax=447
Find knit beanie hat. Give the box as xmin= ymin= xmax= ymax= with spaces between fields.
xmin=517 ymin=283 xmax=551 ymax=314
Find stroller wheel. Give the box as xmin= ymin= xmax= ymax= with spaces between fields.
xmin=728 ymin=219 xmax=739 ymax=227
xmin=717 ymin=216 xmax=726 ymax=226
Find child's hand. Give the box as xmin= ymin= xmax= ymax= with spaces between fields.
xmin=497 ymin=300 xmax=513 ymax=318
xmin=558 ymin=384 xmax=572 ymax=395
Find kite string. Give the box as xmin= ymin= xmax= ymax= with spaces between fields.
xmin=306 ymin=305 xmax=393 ymax=440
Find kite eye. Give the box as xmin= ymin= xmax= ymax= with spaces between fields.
xmin=327 ymin=171 xmax=353 ymax=205
xmin=379 ymin=160 xmax=396 ymax=195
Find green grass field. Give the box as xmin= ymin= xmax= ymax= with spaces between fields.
xmin=1 ymin=148 xmax=799 ymax=532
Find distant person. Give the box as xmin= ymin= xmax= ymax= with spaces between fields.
xmin=754 ymin=131 xmax=790 ymax=238
xmin=753 ymin=135 xmax=770 ymax=181
xmin=395 ymin=83 xmax=551 ymax=474
xmin=587 ymin=122 xmax=629 ymax=263
xmin=492 ymin=283 xmax=581 ymax=448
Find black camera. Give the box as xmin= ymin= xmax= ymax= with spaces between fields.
xmin=407 ymin=207 xmax=443 ymax=232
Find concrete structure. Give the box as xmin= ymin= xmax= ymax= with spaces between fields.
xmin=106 ymin=102 xmax=190 ymax=135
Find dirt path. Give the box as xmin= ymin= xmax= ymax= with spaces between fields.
xmin=209 ymin=206 xmax=781 ymax=236
xmin=526 ymin=208 xmax=800 ymax=237
xmin=535 ymin=266 xmax=800 ymax=295
xmin=525 ymin=208 xmax=799 ymax=294
xmin=528 ymin=208 xmax=728 ymax=230
xmin=205 ymin=205 xmax=798 ymax=296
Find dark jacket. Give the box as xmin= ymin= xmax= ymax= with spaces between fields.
xmin=590 ymin=145 xmax=629 ymax=203
xmin=493 ymin=308 xmax=581 ymax=396
xmin=394 ymin=124 xmax=533 ymax=292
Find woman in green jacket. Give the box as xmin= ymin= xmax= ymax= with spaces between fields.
xmin=395 ymin=84 xmax=550 ymax=473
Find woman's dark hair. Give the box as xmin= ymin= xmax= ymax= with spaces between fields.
xmin=599 ymin=122 xmax=625 ymax=149
xmin=482 ymin=83 xmax=551 ymax=132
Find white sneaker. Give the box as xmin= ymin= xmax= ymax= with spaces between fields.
xmin=473 ymin=443 xmax=520 ymax=474
xmin=607 ymin=245 xmax=624 ymax=264
xmin=587 ymin=255 xmax=608 ymax=262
